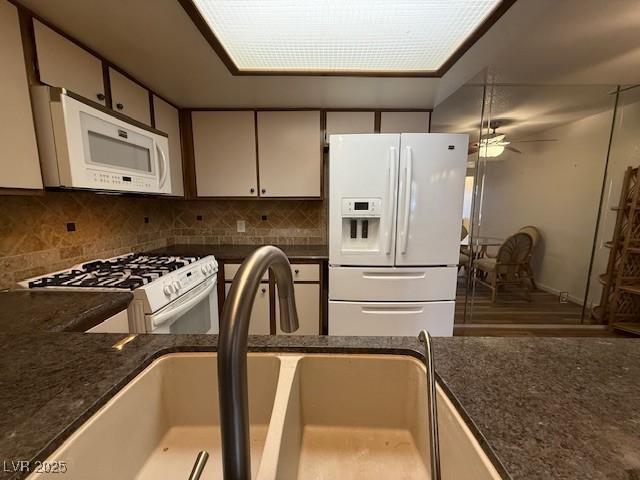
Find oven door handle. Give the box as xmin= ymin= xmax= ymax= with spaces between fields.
xmin=150 ymin=278 xmax=216 ymax=328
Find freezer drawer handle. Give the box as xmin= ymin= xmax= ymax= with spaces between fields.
xmin=361 ymin=306 xmax=424 ymax=314
xmin=399 ymin=146 xmax=413 ymax=254
xmin=363 ymin=271 xmax=427 ymax=280
xmin=385 ymin=146 xmax=397 ymax=254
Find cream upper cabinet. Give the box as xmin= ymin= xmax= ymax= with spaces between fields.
xmin=33 ymin=20 xmax=105 ymax=105
xmin=325 ymin=111 xmax=375 ymax=143
xmin=109 ymin=68 xmax=151 ymax=125
xmin=380 ymin=111 xmax=430 ymax=133
xmin=0 ymin=1 xmax=42 ymax=190
xmin=153 ymin=95 xmax=183 ymax=196
xmin=257 ymin=111 xmax=321 ymax=197
xmin=192 ymin=111 xmax=258 ymax=197
xmin=276 ymin=283 xmax=320 ymax=335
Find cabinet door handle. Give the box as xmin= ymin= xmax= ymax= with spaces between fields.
xmin=261 ymin=188 xmax=266 ymax=194
xmin=96 ymin=93 xmax=105 ymax=101
xmin=294 ymin=269 xmax=299 ymax=275
xmin=250 ymin=187 xmax=255 ymax=194
xmin=260 ymin=287 xmax=266 ymax=294
xmin=116 ymin=103 xmax=124 ymax=110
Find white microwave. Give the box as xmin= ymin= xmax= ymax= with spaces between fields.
xmin=31 ymin=86 xmax=171 ymax=194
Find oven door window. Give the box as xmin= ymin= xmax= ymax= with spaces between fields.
xmin=146 ymin=279 xmax=219 ymax=334
xmin=80 ymin=111 xmax=155 ymax=175
xmin=168 ymin=294 xmax=212 ymax=334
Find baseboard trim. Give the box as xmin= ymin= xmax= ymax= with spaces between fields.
xmin=453 ymin=323 xmax=615 ymax=337
xmin=455 ymin=323 xmax=606 ymax=330
xmin=535 ymin=282 xmax=584 ymax=306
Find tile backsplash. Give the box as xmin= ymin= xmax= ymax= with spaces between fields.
xmin=0 ymin=192 xmax=327 ymax=289
xmin=172 ymin=199 xmax=326 ymax=247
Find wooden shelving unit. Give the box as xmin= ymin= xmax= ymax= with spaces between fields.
xmin=596 ymin=166 xmax=640 ymax=334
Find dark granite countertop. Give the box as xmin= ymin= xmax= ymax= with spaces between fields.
xmin=1 ymin=334 xmax=639 ymax=479
xmin=0 ymin=291 xmax=132 ymax=334
xmin=146 ymin=243 xmax=328 ymax=261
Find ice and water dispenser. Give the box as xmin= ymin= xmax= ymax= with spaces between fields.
xmin=340 ymin=198 xmax=383 ymax=252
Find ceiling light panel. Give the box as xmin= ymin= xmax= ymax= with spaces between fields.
xmin=191 ymin=0 xmax=502 ymax=73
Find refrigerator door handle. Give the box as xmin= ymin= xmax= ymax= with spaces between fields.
xmin=385 ymin=146 xmax=397 ymax=254
xmin=399 ymin=146 xmax=413 ymax=254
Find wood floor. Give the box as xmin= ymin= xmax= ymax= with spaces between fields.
xmin=453 ymin=324 xmax=626 ymax=337
xmin=452 ymin=277 xmax=631 ymax=337
xmin=454 ymin=277 xmax=588 ymax=325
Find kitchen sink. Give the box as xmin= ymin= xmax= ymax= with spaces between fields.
xmin=30 ymin=353 xmax=501 ymax=480
xmin=28 ymin=353 xmax=281 ymax=480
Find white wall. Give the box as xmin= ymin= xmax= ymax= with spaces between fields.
xmin=586 ymin=92 xmax=640 ymax=308
xmin=477 ymin=109 xmax=613 ymax=303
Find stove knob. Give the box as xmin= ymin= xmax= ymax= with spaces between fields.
xmin=201 ymin=265 xmax=208 ymax=275
xmin=208 ymin=263 xmax=215 ymax=273
xmin=163 ymin=284 xmax=174 ymax=296
xmin=173 ymin=280 xmax=181 ymax=291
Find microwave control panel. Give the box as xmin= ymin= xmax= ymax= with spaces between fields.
xmin=88 ymin=169 xmax=154 ymax=190
xmin=341 ymin=198 xmax=383 ymax=218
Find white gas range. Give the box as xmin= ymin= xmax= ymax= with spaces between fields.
xmin=20 ymin=253 xmax=219 ymax=334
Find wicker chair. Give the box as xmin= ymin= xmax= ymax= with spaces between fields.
xmin=473 ymin=232 xmax=533 ymax=303
xmin=518 ymin=225 xmax=540 ymax=290
xmin=459 ymin=225 xmax=470 ymax=272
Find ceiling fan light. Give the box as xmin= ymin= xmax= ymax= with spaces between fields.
xmin=479 ymin=144 xmax=505 ymax=158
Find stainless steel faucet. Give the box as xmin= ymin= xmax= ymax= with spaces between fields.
xmin=218 ymin=246 xmax=299 ymax=480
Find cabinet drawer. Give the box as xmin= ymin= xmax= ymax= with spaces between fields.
xmin=224 ymin=263 xmax=268 ymax=282
xmin=329 ymin=266 xmax=456 ymax=302
xmin=290 ymin=264 xmax=320 ymax=282
xmin=329 ymin=300 xmax=453 ymax=337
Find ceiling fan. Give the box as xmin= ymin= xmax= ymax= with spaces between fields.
xmin=468 ymin=120 xmax=558 ymax=158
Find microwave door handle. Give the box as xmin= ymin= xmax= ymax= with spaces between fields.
xmin=399 ymin=146 xmax=413 ymax=254
xmin=385 ymin=146 xmax=397 ymax=254
xmin=157 ymin=143 xmax=168 ymax=188
xmin=150 ymin=278 xmax=216 ymax=328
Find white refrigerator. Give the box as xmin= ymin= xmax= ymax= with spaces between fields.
xmin=328 ymin=133 xmax=468 ymax=337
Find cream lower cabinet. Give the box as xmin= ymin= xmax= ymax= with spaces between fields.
xmin=222 ymin=261 xmax=322 ymax=336
xmin=225 ymin=282 xmax=271 ymax=335
xmin=275 ymin=283 xmax=321 ymax=336
xmin=0 ymin=0 xmax=42 ymax=190
xmin=33 ymin=19 xmax=106 ymax=105
xmin=192 ymin=111 xmax=258 ymax=197
xmin=257 ymin=111 xmax=321 ymax=197
xmin=85 ymin=310 xmax=130 ymax=333
xmin=153 ymin=95 xmax=183 ymax=196
xmin=224 ymin=263 xmax=270 ymax=335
